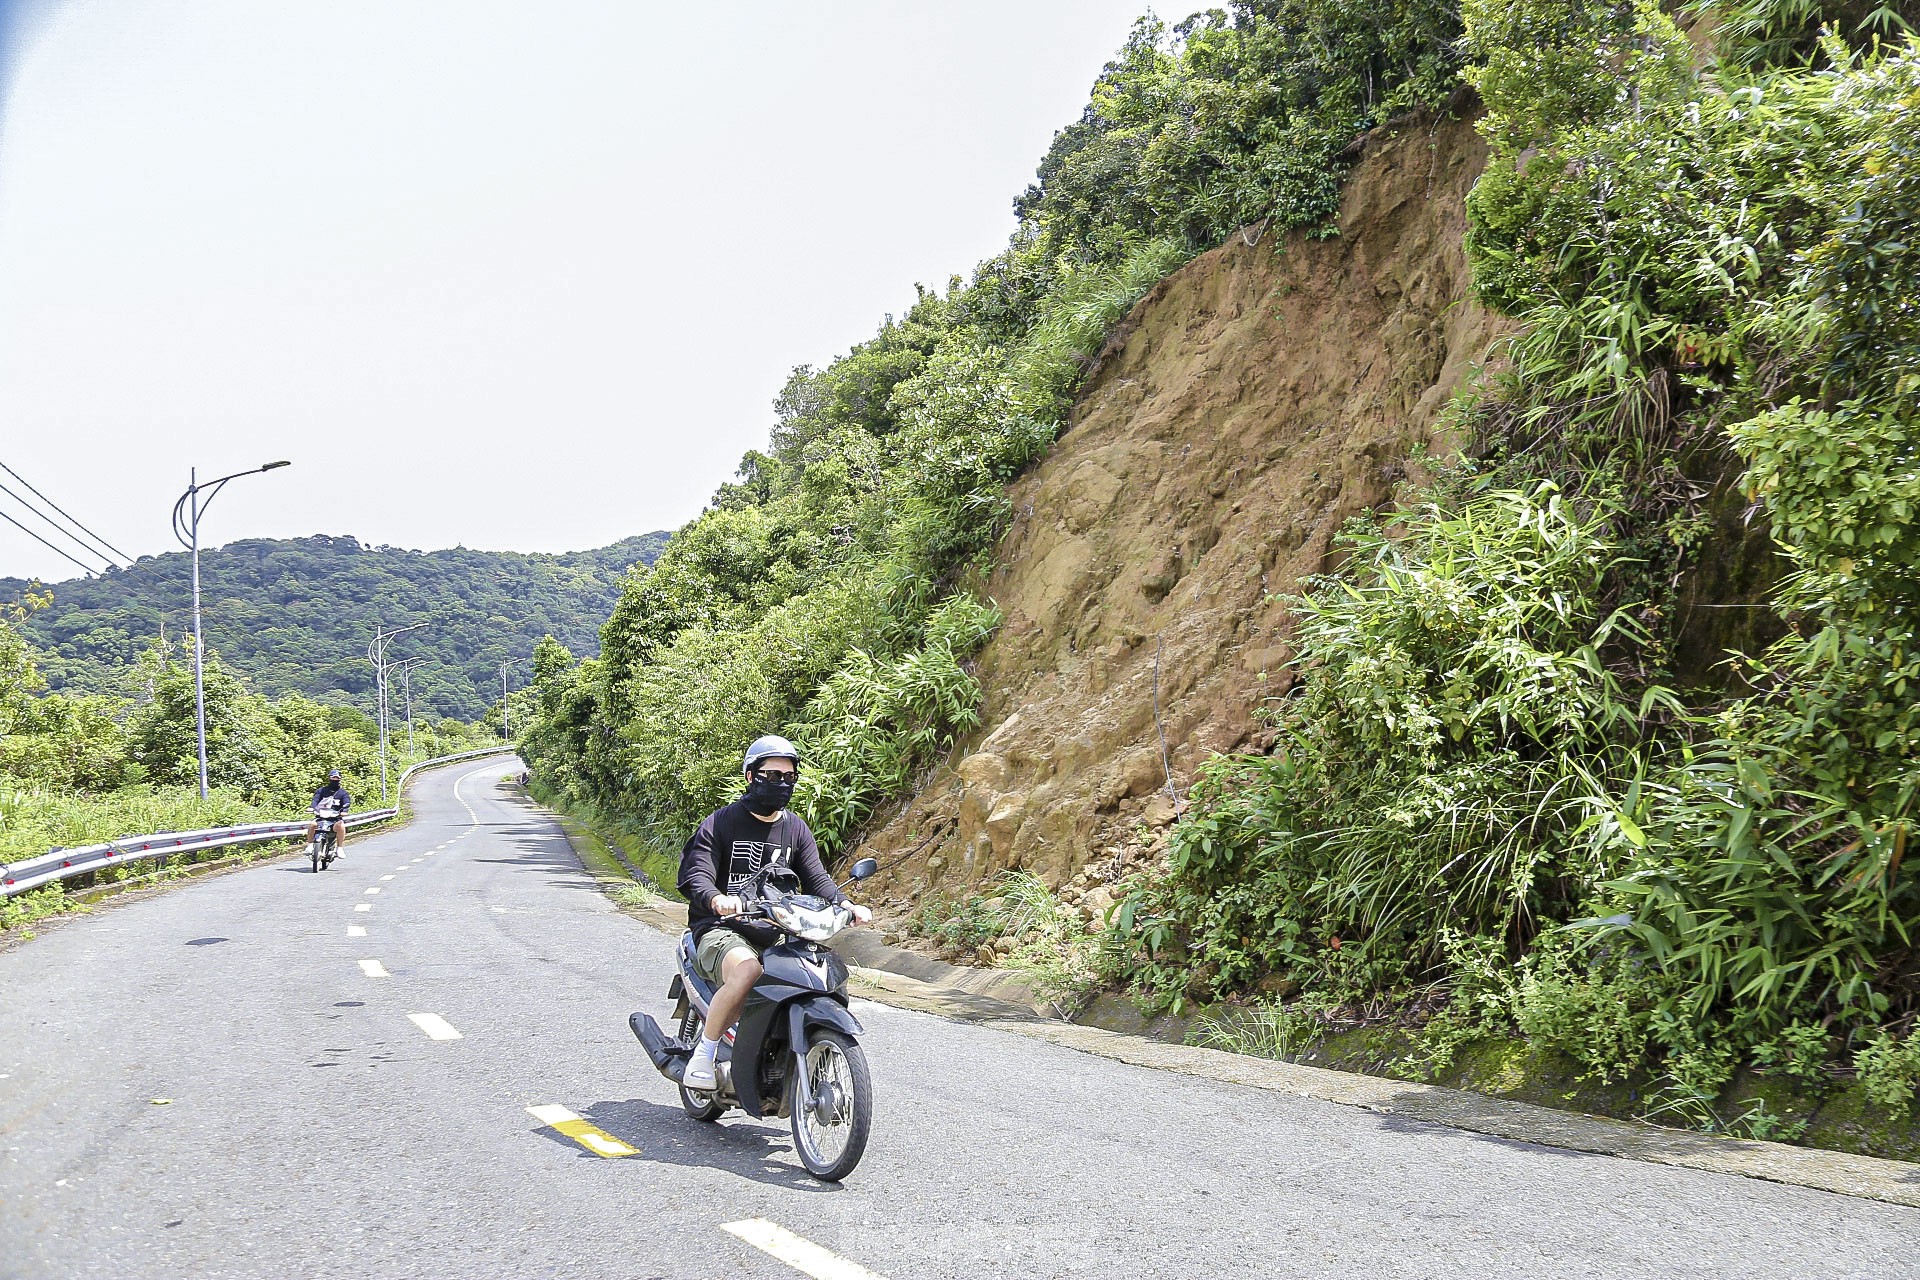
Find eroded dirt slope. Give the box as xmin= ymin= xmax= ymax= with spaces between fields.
xmin=864 ymin=111 xmax=1503 ymax=917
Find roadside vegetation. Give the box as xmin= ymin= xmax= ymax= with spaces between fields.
xmin=1107 ymin=0 xmax=1920 ymax=1133
xmin=521 ymin=0 xmax=1920 ymax=1144
xmin=0 ymin=594 xmax=498 ymax=932
xmin=518 ymin=0 xmax=1467 ymax=864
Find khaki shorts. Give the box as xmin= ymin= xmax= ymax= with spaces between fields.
xmin=694 ymin=926 xmax=761 ymax=986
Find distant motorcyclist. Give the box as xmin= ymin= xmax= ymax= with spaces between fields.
xmin=304 ymin=769 xmax=352 ymax=859
xmin=676 ymin=735 xmax=870 ymax=1091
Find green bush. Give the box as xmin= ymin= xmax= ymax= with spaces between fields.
xmin=519 ymin=0 xmax=1469 ymax=861
xmin=1116 ymin=7 xmax=1920 ymax=1102
xmin=1854 ymin=1031 xmax=1920 ymax=1112
xmin=1115 ymin=484 xmax=1672 ymax=1011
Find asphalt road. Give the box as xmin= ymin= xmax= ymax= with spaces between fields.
xmin=3 ymin=761 xmax=1918 ymax=1279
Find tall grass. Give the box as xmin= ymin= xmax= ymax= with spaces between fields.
xmin=0 ymin=783 xmax=270 ymax=865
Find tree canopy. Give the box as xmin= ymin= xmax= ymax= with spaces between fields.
xmin=2 ymin=532 xmax=666 ymax=721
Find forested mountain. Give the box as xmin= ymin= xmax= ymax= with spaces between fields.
xmin=2 ymin=532 xmax=666 ymax=720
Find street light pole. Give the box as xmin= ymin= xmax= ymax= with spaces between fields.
xmin=366 ymin=622 xmax=426 ymax=804
xmin=498 ymin=658 xmax=526 ymax=743
xmin=171 ymin=461 xmax=291 ymax=799
xmin=390 ymin=656 xmax=429 ymax=757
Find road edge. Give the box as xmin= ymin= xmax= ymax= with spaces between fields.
xmin=531 ymin=787 xmax=1920 ymax=1209
xmin=843 ymin=965 xmax=1920 ymax=1209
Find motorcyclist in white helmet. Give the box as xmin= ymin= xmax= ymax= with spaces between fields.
xmin=676 ymin=735 xmax=871 ymax=1091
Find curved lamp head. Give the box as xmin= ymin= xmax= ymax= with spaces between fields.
xmin=262 ymin=461 xmax=291 ymax=471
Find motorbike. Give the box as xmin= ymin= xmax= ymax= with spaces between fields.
xmin=308 ymin=800 xmax=345 ymax=872
xmin=630 ymin=856 xmax=879 ymax=1181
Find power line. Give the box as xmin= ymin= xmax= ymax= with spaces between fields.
xmin=0 ymin=479 xmax=117 ymax=573
xmin=0 ymin=459 xmax=132 ymax=565
xmin=0 ymin=503 xmax=104 ymax=577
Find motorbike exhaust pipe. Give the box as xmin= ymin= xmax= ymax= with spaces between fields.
xmin=629 ymin=1012 xmax=688 ymax=1081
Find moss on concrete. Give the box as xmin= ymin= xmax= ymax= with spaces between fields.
xmin=1800 ymin=1083 xmax=1920 ymax=1163
xmin=1080 ymin=998 xmax=1920 ymax=1163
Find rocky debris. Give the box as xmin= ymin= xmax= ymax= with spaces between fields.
xmin=861 ymin=109 xmax=1503 ymax=911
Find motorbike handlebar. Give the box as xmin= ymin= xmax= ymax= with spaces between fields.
xmin=724 ymin=894 xmax=853 ymax=928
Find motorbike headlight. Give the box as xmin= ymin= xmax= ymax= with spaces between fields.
xmin=769 ymin=900 xmax=842 ymax=942
xmin=793 ymin=912 xmax=840 ymax=943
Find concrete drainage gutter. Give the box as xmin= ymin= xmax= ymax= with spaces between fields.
xmin=592 ymin=887 xmax=1920 ymax=1208
xmin=845 ymin=965 xmax=1920 ymax=1209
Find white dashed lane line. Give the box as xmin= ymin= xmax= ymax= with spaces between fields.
xmin=364 ymin=888 xmax=381 ymax=896
xmin=407 ymin=1012 xmax=461 ymax=1041
xmin=346 ymin=925 xmax=365 ymax=937
xmin=357 ymin=959 xmax=390 ymax=978
xmin=722 ymin=1220 xmax=887 ymax=1280
xmin=354 ymin=903 xmax=371 ymax=912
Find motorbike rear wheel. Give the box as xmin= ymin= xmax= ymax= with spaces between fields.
xmin=791 ymin=1028 xmax=871 ymax=1182
xmin=676 ymin=1008 xmax=724 ymax=1122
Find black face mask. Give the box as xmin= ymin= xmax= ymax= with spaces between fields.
xmin=743 ymin=773 xmax=796 ymax=812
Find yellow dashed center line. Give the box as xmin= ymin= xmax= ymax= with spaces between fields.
xmin=526 ymin=1105 xmax=638 ymax=1158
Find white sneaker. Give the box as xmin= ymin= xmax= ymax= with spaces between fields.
xmin=682 ymin=1049 xmax=718 ymax=1091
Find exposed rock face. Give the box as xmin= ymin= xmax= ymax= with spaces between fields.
xmin=864 ymin=111 xmax=1504 ymax=907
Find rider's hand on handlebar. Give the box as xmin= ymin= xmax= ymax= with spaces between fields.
xmin=712 ymin=894 xmax=744 ymax=917
xmin=849 ymin=903 xmax=872 ymax=926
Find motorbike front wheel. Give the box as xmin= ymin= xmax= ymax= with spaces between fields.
xmin=310 ymin=840 xmax=321 ymax=873
xmin=677 ymin=1008 xmax=724 ymax=1122
xmin=791 ymin=1028 xmax=871 ymax=1181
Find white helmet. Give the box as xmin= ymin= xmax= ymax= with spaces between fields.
xmin=743 ymin=734 xmax=800 ymax=774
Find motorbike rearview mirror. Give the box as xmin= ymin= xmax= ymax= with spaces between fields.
xmin=848 ymin=857 xmax=879 ymax=881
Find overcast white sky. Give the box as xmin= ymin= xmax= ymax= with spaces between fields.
xmin=0 ymin=0 xmax=1158 ymax=582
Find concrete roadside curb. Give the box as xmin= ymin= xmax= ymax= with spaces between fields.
xmin=535 ymin=792 xmax=1920 ymax=1211
xmin=600 ymin=891 xmax=1920 ymax=1209
xmin=844 ymin=965 xmax=1920 ymax=1210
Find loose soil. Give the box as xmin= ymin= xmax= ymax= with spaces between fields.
xmin=859 ymin=109 xmax=1505 ymax=909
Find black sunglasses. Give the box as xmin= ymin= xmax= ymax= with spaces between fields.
xmin=752 ymin=766 xmax=799 ymax=780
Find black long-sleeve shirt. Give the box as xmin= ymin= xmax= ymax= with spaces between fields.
xmin=678 ymin=801 xmax=845 ymax=948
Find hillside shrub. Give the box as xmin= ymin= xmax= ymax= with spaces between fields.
xmin=1116 ymin=484 xmax=1674 ymax=1011
xmin=1112 ymin=1 xmax=1920 ymax=1098
xmin=519 ymin=1 xmax=1469 ymax=856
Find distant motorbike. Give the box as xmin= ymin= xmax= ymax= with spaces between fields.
xmin=630 ymin=857 xmax=880 ymax=1181
xmin=308 ymin=799 xmax=345 ymax=872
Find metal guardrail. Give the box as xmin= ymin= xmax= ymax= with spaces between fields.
xmin=1 ymin=746 xmax=516 ymax=898
xmin=392 ymin=745 xmax=515 ymax=793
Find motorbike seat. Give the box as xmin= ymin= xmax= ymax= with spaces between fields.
xmin=678 ymin=933 xmax=718 ymax=1005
